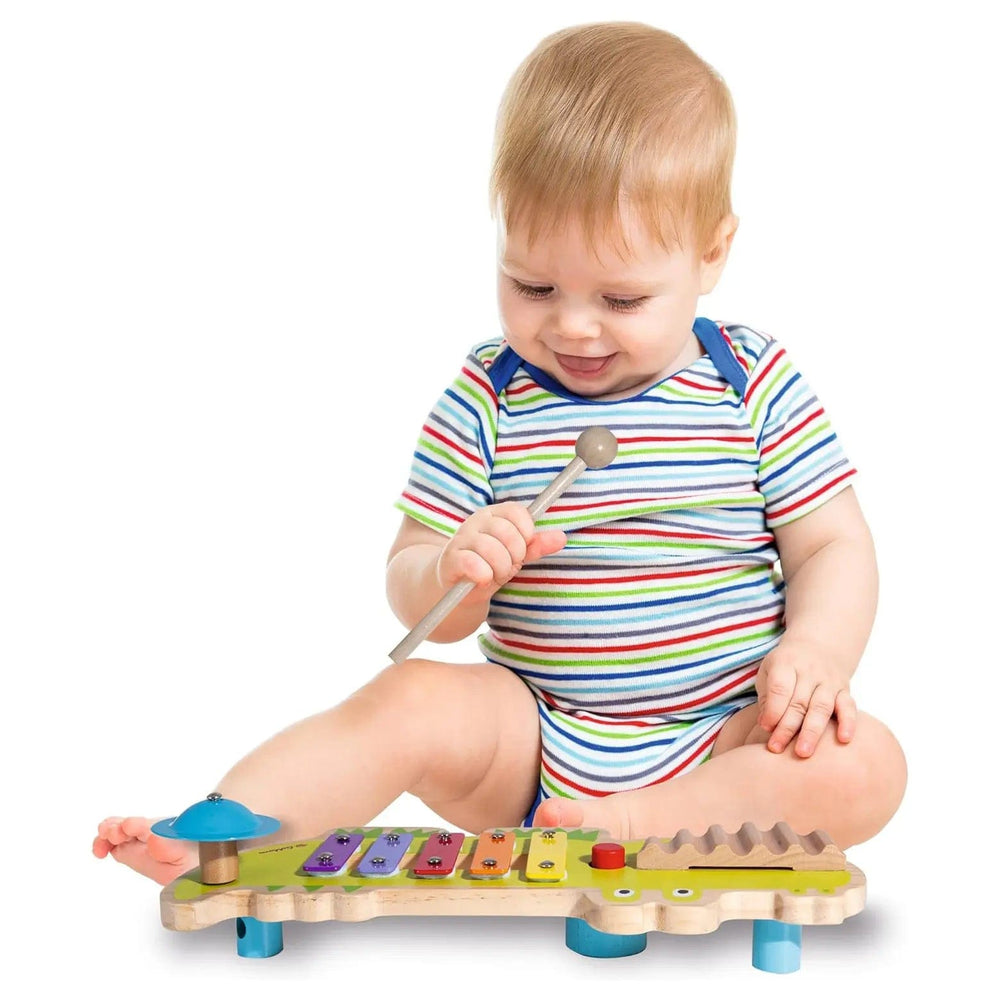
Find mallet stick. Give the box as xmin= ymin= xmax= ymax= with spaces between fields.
xmin=388 ymin=426 xmax=618 ymax=664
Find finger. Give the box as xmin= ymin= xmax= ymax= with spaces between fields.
xmin=757 ymin=659 xmax=796 ymax=733
xmin=835 ymin=690 xmax=857 ymax=743
xmin=442 ymin=547 xmax=495 ymax=588
xmin=767 ymin=679 xmax=816 ymax=753
xmin=524 ymin=529 xmax=567 ymax=562
xmin=794 ymin=686 xmax=837 ymax=758
xmin=492 ymin=501 xmax=536 ymax=542
xmin=465 ymin=533 xmax=515 ymax=585
xmin=482 ymin=514 xmax=528 ymax=566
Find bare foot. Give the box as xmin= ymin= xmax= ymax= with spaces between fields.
xmin=93 ymin=816 xmax=197 ymax=886
xmin=532 ymin=797 xmax=628 ymax=839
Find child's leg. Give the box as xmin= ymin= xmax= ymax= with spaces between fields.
xmin=94 ymin=658 xmax=541 ymax=883
xmin=534 ymin=707 xmax=906 ymax=849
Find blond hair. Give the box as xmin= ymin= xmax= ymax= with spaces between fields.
xmin=489 ymin=22 xmax=736 ymax=259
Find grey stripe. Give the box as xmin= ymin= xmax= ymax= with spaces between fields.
xmin=427 ymin=410 xmax=478 ymax=450
xmin=403 ymin=480 xmax=475 ymax=516
xmin=759 ymin=397 xmax=815 ymax=441
xmin=523 ymin=552 xmax=775 ymax=573
xmin=542 ymin=672 xmax=758 ymax=713
xmin=491 ymin=599 xmax=783 ymax=641
xmin=767 ymin=458 xmax=851 ymax=507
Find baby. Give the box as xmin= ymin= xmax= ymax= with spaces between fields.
xmin=94 ymin=22 xmax=906 ymax=885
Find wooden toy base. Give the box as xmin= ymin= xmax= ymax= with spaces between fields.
xmin=160 ymin=826 xmax=865 ymax=973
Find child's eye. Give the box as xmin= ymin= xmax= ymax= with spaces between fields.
xmin=511 ymin=279 xmax=647 ymax=313
xmin=511 ymin=280 xmax=552 ymax=300
xmin=604 ymin=296 xmax=648 ymax=313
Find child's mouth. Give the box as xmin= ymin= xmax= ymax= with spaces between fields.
xmin=555 ymin=352 xmax=616 ymax=378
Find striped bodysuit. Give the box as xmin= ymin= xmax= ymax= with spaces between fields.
xmin=395 ymin=318 xmax=855 ymax=822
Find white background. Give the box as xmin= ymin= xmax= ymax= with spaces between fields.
xmin=2 ymin=1 xmax=995 ymax=995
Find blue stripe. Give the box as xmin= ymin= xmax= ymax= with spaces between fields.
xmin=754 ymin=371 xmax=801 ymax=449
xmin=443 ymin=387 xmax=493 ymax=469
xmin=758 ymin=433 xmax=839 ymax=488
xmin=411 ymin=453 xmax=492 ymax=505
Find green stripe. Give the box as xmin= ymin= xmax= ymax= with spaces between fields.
xmin=554 ymin=715 xmax=688 ymax=739
xmin=748 ymin=361 xmax=792 ymax=427
xmin=759 ymin=419 xmax=830 ymax=475
xmin=535 ymin=494 xmax=760 ymax=528
xmin=418 ymin=436 xmax=489 ymax=487
xmin=480 ymin=626 xmax=780 ymax=668
xmin=392 ymin=502 xmax=456 ymax=536
xmin=456 ymin=358 xmax=498 ymax=441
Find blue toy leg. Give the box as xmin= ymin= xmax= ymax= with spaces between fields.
xmin=751 ymin=920 xmax=801 ymax=973
xmin=235 ymin=917 xmax=284 ymax=958
xmin=565 ymin=918 xmax=647 ymax=958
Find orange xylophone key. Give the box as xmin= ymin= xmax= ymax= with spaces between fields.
xmin=468 ymin=829 xmax=516 ymax=878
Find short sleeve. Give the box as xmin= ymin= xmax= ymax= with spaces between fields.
xmin=742 ymin=332 xmax=856 ymax=529
xmin=394 ymin=342 xmax=501 ymax=536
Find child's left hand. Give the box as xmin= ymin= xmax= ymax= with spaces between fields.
xmin=755 ymin=636 xmax=856 ymax=758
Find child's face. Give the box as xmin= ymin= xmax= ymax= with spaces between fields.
xmin=497 ymin=202 xmax=734 ymax=399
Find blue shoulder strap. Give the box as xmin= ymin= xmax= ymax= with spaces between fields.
xmin=692 ymin=317 xmax=748 ymax=398
xmin=488 ymin=319 xmax=748 ymax=398
xmin=487 ymin=344 xmax=524 ymax=393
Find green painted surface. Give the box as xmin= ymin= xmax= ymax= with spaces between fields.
xmin=170 ymin=828 xmax=851 ymax=904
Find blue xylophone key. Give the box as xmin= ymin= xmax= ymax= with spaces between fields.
xmin=357 ymin=831 xmax=414 ymax=877
xmin=302 ymin=831 xmax=364 ymax=876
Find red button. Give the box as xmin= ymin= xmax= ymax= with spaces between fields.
xmin=590 ymin=842 xmax=626 ymax=869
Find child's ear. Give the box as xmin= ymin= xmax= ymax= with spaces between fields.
xmin=699 ymin=214 xmax=739 ymax=292
xmin=705 ymin=213 xmax=739 ymax=262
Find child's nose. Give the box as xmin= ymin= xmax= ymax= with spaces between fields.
xmin=552 ymin=305 xmax=601 ymax=341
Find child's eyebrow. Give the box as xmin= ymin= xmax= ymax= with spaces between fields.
xmin=501 ymin=260 xmax=663 ymax=293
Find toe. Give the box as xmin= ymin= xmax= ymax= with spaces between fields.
xmin=121 ymin=817 xmax=153 ymax=843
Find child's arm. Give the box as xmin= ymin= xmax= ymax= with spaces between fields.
xmin=386 ymin=506 xmax=566 ymax=645
xmin=757 ymin=486 xmax=878 ymax=758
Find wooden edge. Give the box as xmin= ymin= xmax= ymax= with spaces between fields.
xmin=160 ymin=863 xmax=865 ymax=935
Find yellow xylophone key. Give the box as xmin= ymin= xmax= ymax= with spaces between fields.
xmin=468 ymin=829 xmax=515 ymax=878
xmin=525 ymin=829 xmax=567 ymax=882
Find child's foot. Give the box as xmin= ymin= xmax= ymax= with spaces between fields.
xmin=93 ymin=816 xmax=198 ymax=885
xmin=532 ymin=797 xmax=628 ymax=839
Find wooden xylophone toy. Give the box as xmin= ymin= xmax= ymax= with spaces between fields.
xmin=159 ymin=819 xmax=865 ymax=974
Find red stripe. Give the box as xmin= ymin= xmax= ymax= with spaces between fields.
xmin=614 ymin=665 xmax=760 ymax=715
xmin=400 ymin=492 xmax=462 ymax=524
xmin=521 ymin=565 xmax=738 ymax=585
xmin=502 ymin=613 xmax=781 ymax=655
xmin=422 ymin=424 xmax=479 ymax=465
xmin=760 ymin=408 xmax=824 ymax=456
xmin=743 ymin=347 xmax=786 ymax=404
xmin=721 ymin=328 xmax=752 ymax=374
xmin=547 ymin=496 xmax=722 ymax=514
xmin=673 ymin=375 xmax=727 ymax=393
xmin=505 ymin=381 xmax=537 ymax=397
xmin=767 ymin=470 xmax=855 ymax=520
xmin=573 ymin=524 xmax=772 ymax=543
xmin=462 ymin=365 xmax=498 ymax=405
xmin=546 ymin=497 xmax=651 ymax=513
xmin=495 ymin=434 xmax=754 ymax=453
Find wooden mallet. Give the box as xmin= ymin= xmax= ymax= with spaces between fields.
xmin=388 ymin=426 xmax=618 ymax=664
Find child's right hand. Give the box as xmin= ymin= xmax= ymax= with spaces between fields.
xmin=437 ymin=501 xmax=566 ymax=602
